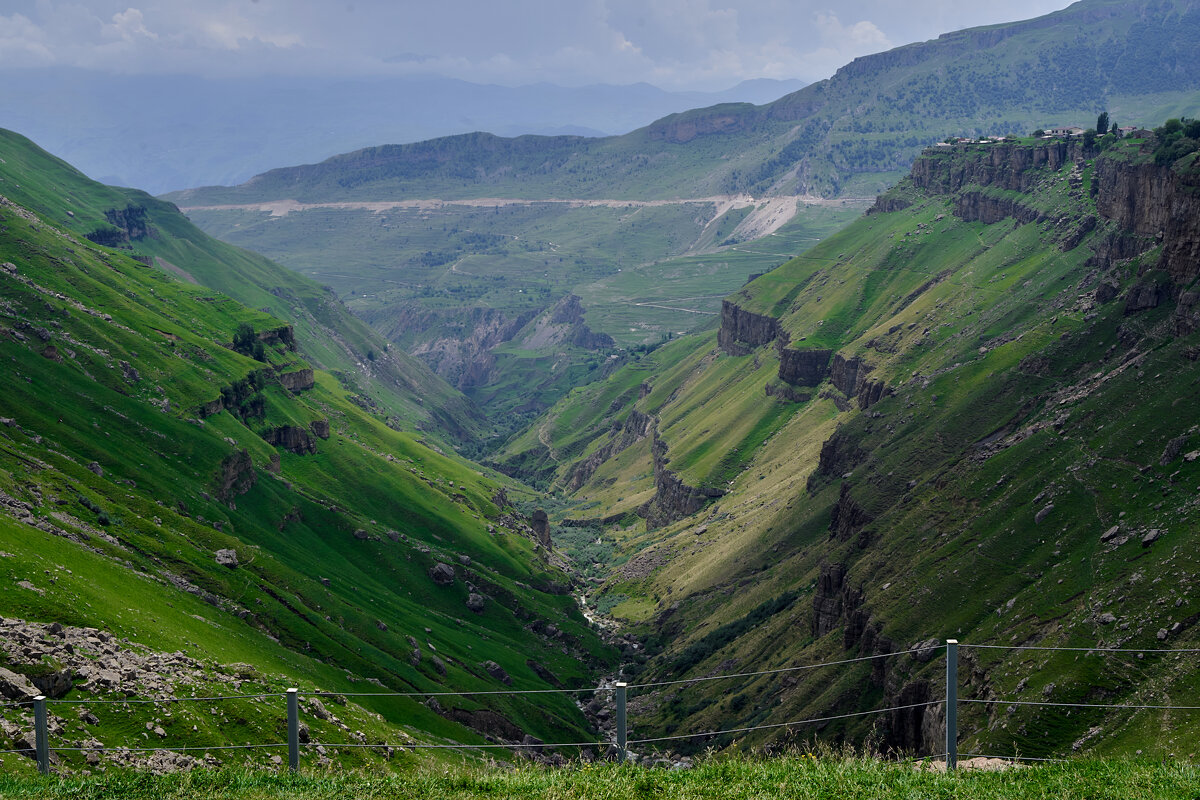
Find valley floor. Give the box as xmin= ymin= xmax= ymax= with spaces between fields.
xmin=2 ymin=756 xmax=1196 ymax=799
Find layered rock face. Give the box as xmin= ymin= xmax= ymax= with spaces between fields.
xmin=778 ymin=348 xmax=832 ymax=386
xmin=717 ymin=300 xmax=782 ymax=355
xmin=1093 ymin=156 xmax=1200 ymax=285
xmin=565 ymin=409 xmax=655 ymax=491
xmin=641 ymin=432 xmax=725 ymax=528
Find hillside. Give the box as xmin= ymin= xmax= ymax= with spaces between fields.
xmin=171 ymin=0 xmax=1200 ymax=206
xmin=501 ymin=129 xmax=1200 ymax=759
xmin=0 ymin=147 xmax=618 ymax=771
xmin=0 ymin=130 xmax=482 ymax=445
xmin=166 ymin=0 xmax=1200 ymax=439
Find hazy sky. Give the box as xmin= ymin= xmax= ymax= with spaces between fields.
xmin=2 ymin=0 xmax=1075 ymax=90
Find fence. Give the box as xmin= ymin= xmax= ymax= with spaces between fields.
xmin=10 ymin=639 xmax=1200 ymax=774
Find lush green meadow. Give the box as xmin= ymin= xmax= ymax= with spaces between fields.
xmin=1 ymin=756 xmax=1197 ymax=799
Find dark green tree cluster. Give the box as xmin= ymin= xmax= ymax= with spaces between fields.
xmin=1153 ymin=118 xmax=1200 ymax=166
xmin=232 ymin=322 xmax=267 ymax=362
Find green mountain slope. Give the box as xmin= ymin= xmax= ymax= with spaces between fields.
xmin=0 ymin=129 xmax=482 ymax=444
xmin=510 ymin=130 xmax=1200 ymax=759
xmin=165 ymin=0 xmax=1200 ymax=442
xmin=170 ymin=0 xmax=1200 ymax=206
xmin=0 ymin=152 xmax=616 ymax=770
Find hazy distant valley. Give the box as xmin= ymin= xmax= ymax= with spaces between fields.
xmin=1 ymin=0 xmax=1200 ymax=776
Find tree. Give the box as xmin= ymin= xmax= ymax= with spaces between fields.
xmin=1096 ymin=112 xmax=1110 ymax=135
xmin=1110 ymin=120 xmax=1120 ymax=135
xmin=1032 ymin=129 xmax=1046 ymax=138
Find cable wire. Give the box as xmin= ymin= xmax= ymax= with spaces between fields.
xmin=628 ymin=701 xmax=937 ymax=745
xmin=961 ymin=644 xmax=1200 ymax=654
xmin=51 ymin=692 xmax=282 ymax=705
xmin=963 ymin=698 xmax=1200 ymax=711
xmin=310 ymin=686 xmax=602 ymax=699
xmin=961 ymin=752 xmax=1065 ymax=763
xmin=307 ymin=740 xmax=606 ymax=750
xmin=627 ymin=648 xmax=926 ymax=691
xmin=52 ymin=743 xmax=287 ymax=753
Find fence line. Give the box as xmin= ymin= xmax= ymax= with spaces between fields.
xmin=962 ymin=644 xmax=1200 ymax=654
xmin=626 ymin=648 xmax=926 ymax=690
xmin=9 ymin=640 xmax=1200 ymax=774
xmin=962 ymin=698 xmax=1200 ymax=711
xmin=628 ymin=701 xmax=938 ymax=745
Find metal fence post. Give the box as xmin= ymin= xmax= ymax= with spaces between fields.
xmin=945 ymin=640 xmax=958 ymax=771
xmin=287 ymin=688 xmax=299 ymax=771
xmin=33 ymin=695 xmax=49 ymax=776
xmin=615 ymin=682 xmax=627 ymax=763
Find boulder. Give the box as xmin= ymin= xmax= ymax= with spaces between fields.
xmin=910 ymin=637 xmax=942 ymax=663
xmin=428 ymin=563 xmax=455 ymax=586
xmin=0 ymin=667 xmax=39 ymax=702
xmin=1142 ymin=529 xmax=1163 ymax=547
xmin=214 ymin=549 xmax=238 ymax=568
xmin=481 ymin=660 xmax=512 ymax=684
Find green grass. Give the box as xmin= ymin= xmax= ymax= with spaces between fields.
xmin=2 ymin=756 xmax=1198 ymax=799
xmin=0 ymin=139 xmax=617 ymax=756
xmin=503 ymin=134 xmax=1200 ymax=759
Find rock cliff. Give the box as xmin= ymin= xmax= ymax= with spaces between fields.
xmin=777 ymin=348 xmax=832 ymax=386
xmin=641 ymin=431 xmax=725 ymax=528
xmin=717 ymin=300 xmax=783 ymax=355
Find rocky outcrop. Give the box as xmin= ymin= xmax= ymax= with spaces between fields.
xmin=257 ymin=325 xmax=296 ymax=350
xmin=214 ymin=449 xmax=256 ymax=503
xmin=531 ymin=509 xmax=551 ymax=550
xmin=278 ymin=368 xmax=315 ymax=392
xmin=1094 ymin=153 xmax=1200 ymax=285
xmin=910 ymin=140 xmax=1088 ymax=195
xmin=641 ymin=432 xmax=725 ymax=528
xmin=428 ymin=563 xmax=456 ymax=585
xmin=885 ymin=680 xmax=936 ymax=754
xmin=717 ymin=300 xmax=783 ymax=355
xmin=404 ymin=306 xmax=538 ymax=388
xmin=807 ymin=429 xmax=869 ymax=491
xmin=1124 ymin=274 xmax=1172 ymax=315
xmin=829 ymin=355 xmax=872 ymax=399
xmin=764 ymin=382 xmax=811 ymax=403
xmin=812 ymin=562 xmax=847 ymax=637
xmin=778 ymin=348 xmax=832 ymax=386
xmin=565 ymin=409 xmax=655 ymax=491
xmin=261 ymin=426 xmax=317 ymax=455
xmin=309 ymin=419 xmax=331 ymax=439
xmin=953 ymin=191 xmax=1045 ymax=226
xmin=645 ymin=106 xmax=753 ymax=144
xmin=829 ymin=482 xmax=873 ymax=541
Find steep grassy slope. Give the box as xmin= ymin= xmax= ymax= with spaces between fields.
xmin=166 ymin=0 xmax=1200 ymax=441
xmin=511 ymin=132 xmax=1200 ymax=759
xmin=0 ymin=129 xmax=481 ymax=444
xmin=0 ymin=171 xmax=616 ymax=769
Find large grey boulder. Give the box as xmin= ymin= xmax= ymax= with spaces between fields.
xmin=429 ymin=563 xmax=455 ymax=585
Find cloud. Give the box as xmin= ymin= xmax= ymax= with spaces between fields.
xmin=0 ymin=0 xmax=1075 ymax=88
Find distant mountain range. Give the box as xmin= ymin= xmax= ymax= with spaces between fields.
xmin=0 ymin=71 xmax=804 ymax=194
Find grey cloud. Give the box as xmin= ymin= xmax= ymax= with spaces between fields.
xmin=2 ymin=0 xmax=1073 ymax=88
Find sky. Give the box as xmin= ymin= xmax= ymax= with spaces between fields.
xmin=1 ymin=0 xmax=1075 ymax=91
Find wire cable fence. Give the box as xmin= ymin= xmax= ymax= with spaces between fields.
xmin=8 ymin=639 xmax=1199 ymax=774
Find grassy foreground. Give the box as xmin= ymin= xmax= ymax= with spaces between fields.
xmin=1 ymin=757 xmax=1197 ymax=800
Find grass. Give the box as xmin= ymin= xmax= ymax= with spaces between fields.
xmin=2 ymin=756 xmax=1198 ymax=799
xmin=502 ymin=134 xmax=1200 ymax=759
